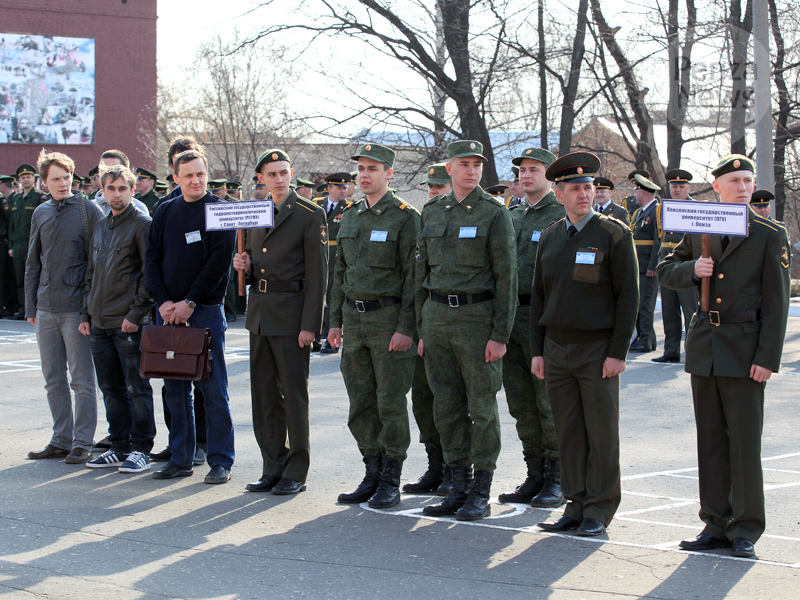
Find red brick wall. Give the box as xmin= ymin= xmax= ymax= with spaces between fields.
xmin=0 ymin=0 xmax=157 ymax=177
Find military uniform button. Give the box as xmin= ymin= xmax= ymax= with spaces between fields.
xmin=260 ymin=268 xmax=265 ymax=273
xmin=716 ymin=298 xmax=722 ymax=304
xmin=262 ymin=248 xmax=267 ymax=253
xmin=718 ymin=273 xmax=724 ymax=279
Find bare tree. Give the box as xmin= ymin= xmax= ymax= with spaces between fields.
xmin=727 ymin=0 xmax=754 ymax=154
xmin=665 ymin=0 xmax=697 ymax=171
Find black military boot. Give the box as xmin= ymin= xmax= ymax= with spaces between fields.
xmin=436 ymin=465 xmax=453 ymax=496
xmin=498 ymin=453 xmax=543 ymax=503
xmin=456 ymin=469 xmax=493 ymax=521
xmin=338 ymin=455 xmax=382 ymax=503
xmin=369 ymin=458 xmax=403 ymax=508
xmin=531 ymin=457 xmax=566 ymax=508
xmin=422 ymin=466 xmax=473 ymax=516
xmin=402 ymin=446 xmax=444 ymax=493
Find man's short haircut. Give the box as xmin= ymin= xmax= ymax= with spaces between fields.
xmin=100 ymin=149 xmax=130 ymax=168
xmin=168 ymin=136 xmax=202 ymax=167
xmin=37 ymin=149 xmax=75 ymax=181
xmin=99 ymin=164 xmax=136 ymax=190
xmin=173 ymin=149 xmax=208 ymax=174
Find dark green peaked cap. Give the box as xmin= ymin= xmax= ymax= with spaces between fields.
xmin=711 ymin=154 xmax=754 ymax=178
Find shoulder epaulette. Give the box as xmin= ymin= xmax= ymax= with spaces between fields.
xmin=598 ymin=214 xmax=628 ymax=242
xmin=753 ymin=215 xmax=783 ymax=232
xmin=295 ymin=197 xmax=320 ymax=213
xmin=423 ymin=195 xmax=442 ymax=208
xmin=541 ymin=217 xmax=565 ymax=235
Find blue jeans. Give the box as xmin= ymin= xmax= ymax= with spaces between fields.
xmin=156 ymin=304 xmax=234 ymax=469
xmin=90 ymin=326 xmax=156 ymax=454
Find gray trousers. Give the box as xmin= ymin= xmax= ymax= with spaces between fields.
xmin=36 ymin=310 xmax=98 ymax=451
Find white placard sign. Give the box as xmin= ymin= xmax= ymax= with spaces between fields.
xmin=660 ymin=200 xmax=749 ymax=237
xmin=205 ymin=200 xmax=274 ymax=231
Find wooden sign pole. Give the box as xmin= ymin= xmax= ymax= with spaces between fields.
xmin=237 ymin=229 xmax=245 ymax=297
xmin=700 ymin=234 xmax=710 ymax=311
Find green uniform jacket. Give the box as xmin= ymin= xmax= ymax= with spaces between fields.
xmin=138 ymin=189 xmax=160 ymax=215
xmin=631 ymin=200 xmax=661 ymax=273
xmin=416 ymin=185 xmax=517 ymax=344
xmin=597 ymin=201 xmax=630 ymax=223
xmin=511 ymin=191 xmax=566 ymax=296
xmin=316 ymin=197 xmax=350 ymax=274
xmin=656 ymin=209 xmax=790 ymax=377
xmin=8 ymin=188 xmax=48 ymax=246
xmin=1 ymin=195 xmax=10 ymax=240
xmin=244 ymin=191 xmax=328 ymax=336
xmin=330 ymin=190 xmax=419 ymax=337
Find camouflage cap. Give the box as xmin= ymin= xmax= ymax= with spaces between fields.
xmin=633 ymin=173 xmax=660 ymax=194
xmin=255 ymin=148 xmax=291 ymax=173
xmin=512 ymin=147 xmax=556 ymax=167
xmin=750 ymin=189 xmax=774 ymax=206
xmin=351 ymin=143 xmax=396 ymax=167
xmin=711 ymin=154 xmax=754 ymax=178
xmin=419 ymin=163 xmax=451 ymax=186
xmin=447 ymin=140 xmax=487 ymax=161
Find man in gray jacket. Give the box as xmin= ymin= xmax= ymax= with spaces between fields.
xmin=25 ymin=150 xmax=104 ymax=464
xmin=80 ymin=164 xmax=155 ymax=473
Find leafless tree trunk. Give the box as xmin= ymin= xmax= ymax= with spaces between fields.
xmin=768 ymin=0 xmax=792 ymax=221
xmin=558 ymin=0 xmax=590 ymax=153
xmin=728 ymin=0 xmax=753 ymax=154
xmin=538 ymin=0 xmax=548 ymax=149
xmin=666 ymin=0 xmax=697 ymax=171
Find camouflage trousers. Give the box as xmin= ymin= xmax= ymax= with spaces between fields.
xmin=503 ymin=307 xmax=559 ymax=459
xmin=411 ymin=354 xmax=441 ymax=449
xmin=422 ymin=300 xmax=502 ymax=471
xmin=340 ymin=303 xmax=414 ymax=462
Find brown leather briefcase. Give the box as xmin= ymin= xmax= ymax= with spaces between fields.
xmin=139 ymin=324 xmax=213 ymax=381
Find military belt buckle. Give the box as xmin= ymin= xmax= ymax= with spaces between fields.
xmin=355 ymin=300 xmax=366 ymax=313
xmin=258 ymin=279 xmax=267 ymax=293
xmin=709 ymin=310 xmax=721 ymax=326
xmin=447 ymin=295 xmax=460 ymax=308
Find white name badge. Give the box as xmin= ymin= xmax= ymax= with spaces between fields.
xmin=185 ymin=230 xmax=202 ymax=244
xmin=370 ymin=230 xmax=388 ymax=242
xmin=459 ymin=227 xmax=477 ymax=238
xmin=531 ymin=230 xmax=542 ymax=242
xmin=575 ymin=251 xmax=596 ymax=264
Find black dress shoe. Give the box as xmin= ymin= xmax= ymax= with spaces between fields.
xmin=272 ymin=478 xmax=306 ymax=495
xmin=94 ymin=435 xmax=112 ymax=449
xmin=576 ymin=518 xmax=606 ymax=537
xmin=152 ymin=461 xmax=193 ymax=479
xmin=320 ymin=341 xmax=339 ymax=354
xmin=150 ymin=447 xmax=172 ymax=462
xmin=204 ymin=465 xmax=231 ymax=484
xmin=679 ymin=533 xmax=731 ymax=551
xmin=628 ymin=343 xmax=650 ymax=353
xmin=731 ymin=537 xmax=756 ymax=558
xmin=538 ymin=515 xmax=580 ymax=532
xmin=245 ymin=475 xmax=281 ymax=492
xmin=651 ymin=354 xmax=680 ymax=363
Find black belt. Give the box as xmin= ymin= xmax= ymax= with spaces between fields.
xmin=346 ymin=296 xmax=401 ymax=313
xmin=518 ymin=294 xmax=531 ymax=306
xmin=255 ymin=279 xmax=304 ymax=293
xmin=696 ymin=309 xmax=759 ymax=326
xmin=430 ymin=291 xmax=493 ymax=307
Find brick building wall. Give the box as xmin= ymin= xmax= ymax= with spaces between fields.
xmin=0 ymin=0 xmax=156 ymax=176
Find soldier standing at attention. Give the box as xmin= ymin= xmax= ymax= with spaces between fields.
xmin=497 ymin=147 xmax=566 ymax=508
xmin=652 ymin=169 xmax=696 ymax=363
xmin=328 ymin=143 xmax=419 ymax=508
xmin=628 ymin=174 xmax=661 ymax=353
xmin=623 ymin=169 xmax=649 ymax=217
xmin=0 ymin=175 xmax=17 ymax=317
xmin=233 ymin=149 xmax=328 ymax=495
xmin=593 ymin=177 xmax=629 ymax=222
xmin=319 ymin=173 xmax=351 ymax=354
xmin=134 ymin=168 xmax=159 ymax=215
xmin=532 ymin=152 xmax=638 ymax=537
xmin=658 ymin=155 xmax=790 ymax=559
xmin=416 ymin=140 xmax=517 ymax=521
xmin=403 ymin=164 xmax=452 ymax=496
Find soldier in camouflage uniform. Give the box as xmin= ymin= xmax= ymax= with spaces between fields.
xmin=416 ymin=140 xmax=517 ymax=521
xmin=498 ymin=147 xmax=566 ymax=509
xmin=328 ymin=143 xmax=419 ymax=509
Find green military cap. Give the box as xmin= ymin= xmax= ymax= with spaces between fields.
xmin=633 ymin=173 xmax=660 ymax=193
xmin=225 ymin=180 xmax=242 ymax=191
xmin=81 ymin=176 xmax=92 ymax=186
xmin=208 ymin=179 xmax=226 ymax=191
xmin=485 ymin=184 xmax=509 ymax=197
xmin=155 ymin=179 xmax=168 ymax=192
xmin=252 ymin=175 xmax=265 ymax=186
xmin=88 ymin=166 xmax=99 ymax=178
xmin=447 ymin=139 xmax=487 ymax=161
xmin=167 ymin=174 xmax=175 ymax=183
xmin=511 ymin=147 xmax=556 ymax=167
xmin=350 ymin=142 xmax=396 ymax=167
xmin=419 ymin=163 xmax=451 ymax=186
xmin=135 ymin=167 xmax=156 ymax=181
xmin=627 ymin=169 xmax=650 ymax=181
xmin=16 ymin=164 xmax=36 ymax=177
xmin=72 ymin=173 xmax=82 ymax=183
xmin=0 ymin=175 xmax=15 ymax=184
xmin=545 ymin=152 xmax=600 ymax=183
xmin=594 ymin=177 xmax=614 ymax=190
xmin=750 ymin=189 xmax=774 ymax=207
xmin=325 ymin=172 xmax=351 ymax=186
xmin=295 ymin=177 xmax=314 ymax=189
xmin=255 ymin=148 xmax=291 ymax=173
xmin=511 ymin=166 xmax=519 ymax=182
xmin=316 ymin=183 xmax=329 ymax=194
xmin=665 ymin=168 xmax=693 ymax=183
xmin=711 ymin=154 xmax=754 ymax=178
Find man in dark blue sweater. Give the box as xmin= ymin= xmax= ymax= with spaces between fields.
xmin=145 ymin=149 xmax=236 ymax=484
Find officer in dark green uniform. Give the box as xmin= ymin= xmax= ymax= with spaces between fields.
xmin=208 ymin=179 xmax=227 ymax=199
xmin=319 ymin=173 xmax=351 ymax=353
xmin=498 ymin=147 xmax=566 ymax=508
xmin=328 ymin=143 xmax=419 ymax=509
xmin=233 ymin=149 xmax=328 ymax=495
xmin=7 ymin=164 xmax=48 ymax=320
xmin=749 ymin=190 xmax=774 ymax=220
xmin=658 ymin=154 xmax=790 ymax=559
xmin=135 ymin=168 xmax=160 ymax=215
xmin=652 ymin=168 xmax=696 ymax=363
xmin=0 ymin=175 xmax=17 ymax=317
xmin=594 ymin=177 xmax=630 ymax=222
xmin=623 ymin=169 xmax=649 ymax=216
xmin=532 ymin=152 xmax=639 ymax=537
xmin=417 ymin=140 xmax=517 ymax=521
xmin=629 ymin=174 xmax=661 ymax=353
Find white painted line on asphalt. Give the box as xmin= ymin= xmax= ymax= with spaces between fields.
xmin=764 ymin=468 xmax=800 ymax=474
xmin=763 ymin=481 xmax=800 ymax=491
xmin=622 ymin=466 xmax=698 ymax=481
xmin=763 ymin=452 xmax=800 ymax=461
xmin=620 ymin=490 xmax=696 ymax=502
xmin=615 ymin=500 xmax=697 ymax=517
